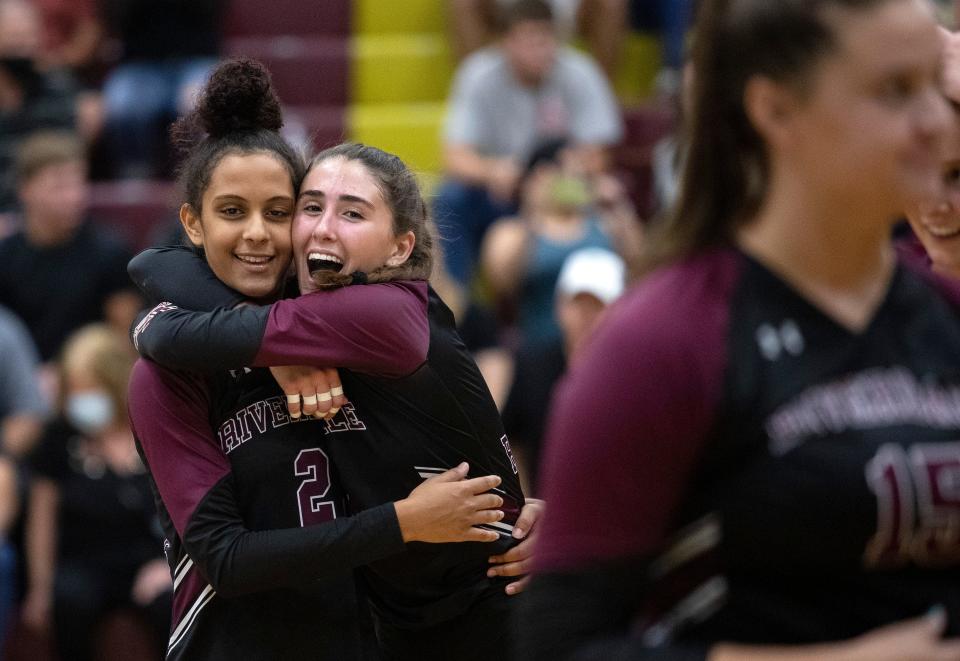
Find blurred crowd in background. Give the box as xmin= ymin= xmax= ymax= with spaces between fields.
xmin=0 ymin=0 xmax=953 ymax=659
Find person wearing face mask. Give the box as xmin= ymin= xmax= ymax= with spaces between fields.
xmin=22 ymin=324 xmax=170 ymax=661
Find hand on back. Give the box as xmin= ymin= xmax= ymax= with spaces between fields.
xmin=395 ymin=462 xmax=504 ymax=544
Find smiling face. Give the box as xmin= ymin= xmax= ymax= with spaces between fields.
xmin=180 ymin=151 xmax=295 ymax=301
xmin=774 ymin=0 xmax=949 ymax=225
xmin=292 ymin=156 xmax=414 ymax=293
xmin=903 ymin=28 xmax=960 ymax=278
xmin=906 ymin=158 xmax=960 ymax=277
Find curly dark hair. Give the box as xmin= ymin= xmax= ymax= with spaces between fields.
xmin=171 ymin=57 xmax=304 ymax=212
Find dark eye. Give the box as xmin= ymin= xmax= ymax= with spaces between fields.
xmin=948 ymin=168 xmax=960 ymax=186
xmin=267 ymin=208 xmax=292 ymax=220
xmin=879 ymin=76 xmax=916 ymax=104
xmin=221 ymin=206 xmax=243 ymax=217
xmin=344 ymin=209 xmax=364 ymax=220
xmin=302 ymin=202 xmax=323 ymax=214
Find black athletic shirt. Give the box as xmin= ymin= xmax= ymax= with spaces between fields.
xmin=29 ymin=418 xmax=161 ymax=573
xmin=0 ymin=221 xmax=135 ymax=360
xmin=129 ymin=358 xmax=405 ymax=659
xmin=517 ymin=245 xmax=960 ymax=661
xmin=129 ymin=247 xmax=526 ymax=654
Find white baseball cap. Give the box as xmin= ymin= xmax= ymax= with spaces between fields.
xmin=555 ymin=247 xmax=626 ymax=305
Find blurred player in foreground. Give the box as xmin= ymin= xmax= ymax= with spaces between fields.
xmin=520 ymin=0 xmax=960 ymax=659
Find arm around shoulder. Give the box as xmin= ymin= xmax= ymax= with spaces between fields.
xmin=254 ymin=281 xmax=431 ymax=377
xmin=129 ymin=359 xmax=407 ymax=597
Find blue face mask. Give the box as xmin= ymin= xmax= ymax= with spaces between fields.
xmin=65 ymin=390 xmax=114 ymax=436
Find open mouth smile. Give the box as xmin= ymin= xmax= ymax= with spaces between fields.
xmin=307 ymin=252 xmax=344 ymax=275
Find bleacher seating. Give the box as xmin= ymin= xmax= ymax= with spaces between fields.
xmin=89 ymin=0 xmax=675 ymax=255
xmin=89 ymin=180 xmax=178 ymax=251
xmin=224 ymin=0 xmax=350 ymax=37
xmin=226 ymin=36 xmax=349 ymax=107
xmin=615 ymin=104 xmax=676 ymax=215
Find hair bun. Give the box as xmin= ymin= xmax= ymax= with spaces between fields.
xmin=196 ymin=58 xmax=283 ymax=138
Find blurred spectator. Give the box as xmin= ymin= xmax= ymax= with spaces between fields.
xmin=630 ymin=0 xmax=696 ymax=97
xmin=23 ymin=324 xmax=169 ymax=661
xmin=447 ymin=0 xmax=628 ymax=79
xmin=100 ymin=0 xmax=224 ymax=178
xmin=481 ymin=139 xmax=632 ymax=351
xmin=0 ymin=0 xmax=77 ymax=220
xmin=0 ymin=456 xmax=15 ymax=538
xmin=436 ymin=0 xmax=622 ymax=287
xmin=651 ymin=58 xmax=693 ymax=214
xmin=0 ymin=302 xmax=46 ymax=660
xmin=0 ymin=304 xmax=47 ymax=458
xmin=33 ymin=0 xmax=102 ymax=77
xmin=34 ymin=0 xmax=108 ymax=148
xmin=501 ymin=247 xmax=624 ymax=492
xmin=0 ymin=130 xmax=142 ymax=363
xmin=431 ymin=256 xmax=515 ymax=411
xmin=0 ymin=453 xmax=16 ymax=655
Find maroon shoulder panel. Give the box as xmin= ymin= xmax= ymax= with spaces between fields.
xmin=535 ymin=248 xmax=743 ymax=572
xmin=254 ymin=281 xmax=431 ymax=377
xmin=128 ymin=359 xmax=229 ymax=537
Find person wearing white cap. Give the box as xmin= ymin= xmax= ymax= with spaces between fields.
xmin=554 ymin=246 xmax=626 ymax=359
xmin=502 ymin=247 xmax=625 ymax=493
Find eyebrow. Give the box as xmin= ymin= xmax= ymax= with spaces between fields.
xmin=299 ymin=190 xmax=373 ymax=208
xmin=212 ymin=194 xmax=294 ymax=204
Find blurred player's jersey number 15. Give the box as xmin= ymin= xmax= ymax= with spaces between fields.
xmin=865 ymin=443 xmax=960 ymax=567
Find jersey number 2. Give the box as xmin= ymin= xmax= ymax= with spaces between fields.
xmin=295 ymin=448 xmax=337 ymax=526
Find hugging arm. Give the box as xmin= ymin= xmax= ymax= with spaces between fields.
xmin=129 ymin=246 xmax=246 ymax=312
xmin=128 ymin=359 xmax=406 ymax=597
xmin=130 ymin=247 xmax=429 ymax=377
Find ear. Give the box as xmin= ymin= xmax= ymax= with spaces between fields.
xmin=179 ymin=203 xmax=204 ymax=248
xmin=743 ymin=75 xmax=801 ymax=149
xmin=385 ymin=230 xmax=415 ymax=267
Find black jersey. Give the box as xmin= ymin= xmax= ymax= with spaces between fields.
xmin=129 ymin=248 xmax=526 ymax=658
xmin=129 ymin=361 xmax=405 ymax=660
xmin=0 ymin=222 xmax=135 ymax=360
xmin=521 ymin=246 xmax=960 ymax=661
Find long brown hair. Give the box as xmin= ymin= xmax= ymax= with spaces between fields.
xmin=642 ymin=0 xmax=893 ymax=273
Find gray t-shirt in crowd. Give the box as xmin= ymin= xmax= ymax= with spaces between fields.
xmin=0 ymin=304 xmax=48 ymax=419
xmin=443 ymin=45 xmax=623 ymax=163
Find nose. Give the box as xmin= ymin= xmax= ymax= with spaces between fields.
xmin=242 ymin=212 xmax=270 ymax=242
xmin=946 ymin=178 xmax=960 ymax=212
xmin=309 ymin=207 xmax=337 ymax=242
xmin=918 ymin=84 xmax=954 ymax=146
